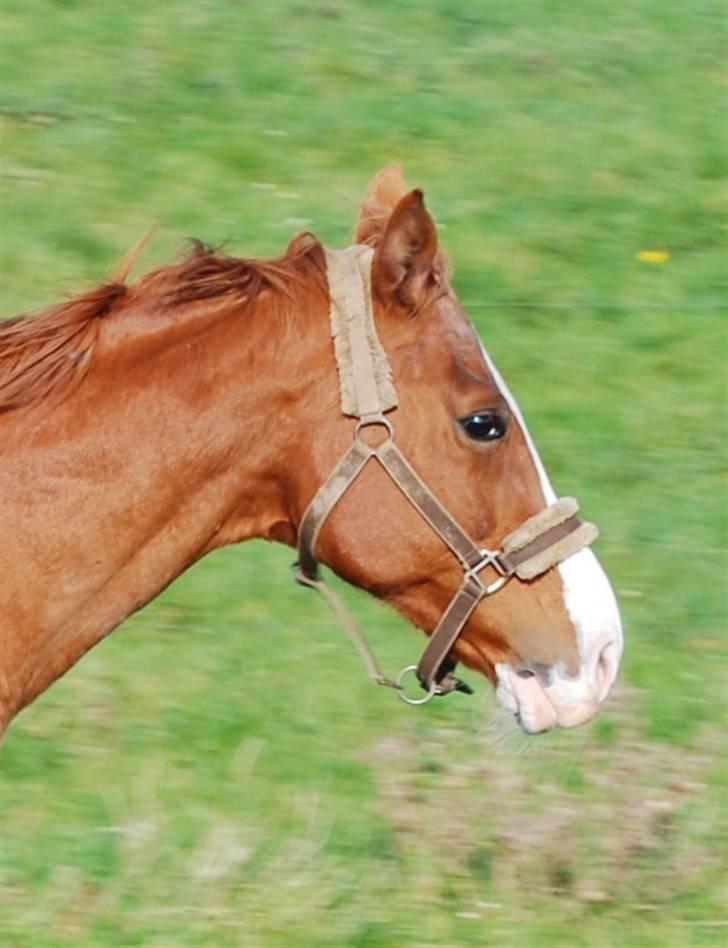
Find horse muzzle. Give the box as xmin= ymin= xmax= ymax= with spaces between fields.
xmin=495 ymin=632 xmax=622 ymax=733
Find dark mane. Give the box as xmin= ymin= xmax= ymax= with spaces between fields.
xmin=0 ymin=236 xmax=325 ymax=413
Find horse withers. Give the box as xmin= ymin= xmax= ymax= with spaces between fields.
xmin=0 ymin=166 xmax=623 ymax=737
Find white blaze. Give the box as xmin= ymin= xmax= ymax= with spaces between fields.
xmin=477 ymin=340 xmax=623 ymax=726
xmin=477 ymin=342 xmax=558 ymax=505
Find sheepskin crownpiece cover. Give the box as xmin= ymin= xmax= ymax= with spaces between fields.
xmin=325 ymin=245 xmax=398 ymax=419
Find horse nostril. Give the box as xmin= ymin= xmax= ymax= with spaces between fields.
xmin=516 ymin=662 xmax=552 ymax=686
xmin=595 ymin=641 xmax=619 ymax=702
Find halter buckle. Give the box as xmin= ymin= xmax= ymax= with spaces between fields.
xmin=466 ymin=549 xmax=512 ymax=596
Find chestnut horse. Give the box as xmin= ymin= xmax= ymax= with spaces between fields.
xmin=0 ymin=167 xmax=623 ymax=738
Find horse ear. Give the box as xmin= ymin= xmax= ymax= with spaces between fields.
xmin=372 ymin=189 xmax=439 ymax=312
xmin=356 ymin=165 xmax=410 ymax=245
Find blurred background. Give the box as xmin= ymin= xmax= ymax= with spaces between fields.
xmin=1 ymin=2 xmax=725 ymax=946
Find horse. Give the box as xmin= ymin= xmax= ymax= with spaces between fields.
xmin=0 ymin=166 xmax=623 ymax=738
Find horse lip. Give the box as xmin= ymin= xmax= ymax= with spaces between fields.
xmin=496 ymin=663 xmax=604 ymax=733
xmin=495 ymin=664 xmax=558 ymax=733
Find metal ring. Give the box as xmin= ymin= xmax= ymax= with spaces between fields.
xmin=395 ymin=664 xmax=439 ymax=705
xmin=355 ymin=415 xmax=394 ymax=440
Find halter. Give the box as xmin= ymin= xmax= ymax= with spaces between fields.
xmin=293 ymin=246 xmax=598 ymax=704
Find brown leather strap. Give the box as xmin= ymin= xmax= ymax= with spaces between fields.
xmin=416 ymin=575 xmax=485 ymax=688
xmin=297 ymin=438 xmax=374 ymax=581
xmin=375 ymin=441 xmax=484 ymax=570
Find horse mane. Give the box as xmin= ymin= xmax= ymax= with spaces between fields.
xmin=0 ymin=235 xmax=325 ymax=413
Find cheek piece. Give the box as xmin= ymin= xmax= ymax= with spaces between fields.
xmin=293 ymin=246 xmax=597 ymax=704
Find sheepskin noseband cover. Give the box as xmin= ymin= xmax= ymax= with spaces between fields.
xmin=502 ymin=497 xmax=599 ymax=581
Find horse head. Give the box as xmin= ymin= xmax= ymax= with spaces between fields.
xmin=293 ymin=166 xmax=623 ymax=732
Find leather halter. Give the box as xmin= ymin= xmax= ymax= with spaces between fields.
xmin=293 ymin=245 xmax=598 ymax=703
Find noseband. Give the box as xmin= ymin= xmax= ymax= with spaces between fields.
xmin=293 ymin=245 xmax=597 ymax=703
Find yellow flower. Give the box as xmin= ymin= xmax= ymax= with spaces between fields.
xmin=637 ymin=250 xmax=670 ymax=263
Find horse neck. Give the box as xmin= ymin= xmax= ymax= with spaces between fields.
xmin=1 ymin=283 xmax=329 ymax=722
xmin=99 ymin=298 xmax=298 ymax=539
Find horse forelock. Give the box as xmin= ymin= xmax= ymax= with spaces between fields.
xmin=0 ymin=234 xmax=326 ymax=413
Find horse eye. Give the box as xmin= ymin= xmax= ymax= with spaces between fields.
xmin=459 ymin=411 xmax=508 ymax=443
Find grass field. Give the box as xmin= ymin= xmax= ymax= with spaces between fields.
xmin=1 ymin=1 xmax=726 ymax=946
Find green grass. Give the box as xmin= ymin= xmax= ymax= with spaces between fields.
xmin=1 ymin=1 xmax=725 ymax=946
